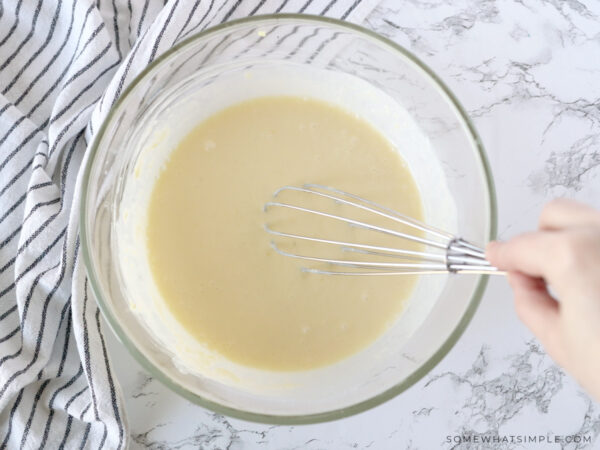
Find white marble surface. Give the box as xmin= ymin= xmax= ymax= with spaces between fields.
xmin=106 ymin=0 xmax=600 ymax=448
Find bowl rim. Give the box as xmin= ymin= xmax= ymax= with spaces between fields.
xmin=80 ymin=13 xmax=498 ymax=425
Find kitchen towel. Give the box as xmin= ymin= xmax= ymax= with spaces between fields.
xmin=0 ymin=0 xmax=380 ymax=448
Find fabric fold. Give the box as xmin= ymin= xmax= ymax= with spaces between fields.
xmin=0 ymin=0 xmax=380 ymax=447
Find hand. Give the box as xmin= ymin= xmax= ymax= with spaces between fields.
xmin=486 ymin=199 xmax=600 ymax=402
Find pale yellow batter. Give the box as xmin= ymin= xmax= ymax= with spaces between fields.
xmin=146 ymin=96 xmax=424 ymax=371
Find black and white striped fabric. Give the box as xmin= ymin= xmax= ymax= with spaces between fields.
xmin=0 ymin=0 xmax=379 ymax=448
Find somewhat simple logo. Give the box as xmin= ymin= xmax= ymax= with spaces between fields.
xmin=445 ymin=434 xmax=592 ymax=445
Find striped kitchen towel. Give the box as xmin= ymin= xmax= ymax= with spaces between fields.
xmin=0 ymin=0 xmax=380 ymax=448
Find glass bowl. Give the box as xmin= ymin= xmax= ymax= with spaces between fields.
xmin=80 ymin=14 xmax=496 ymax=424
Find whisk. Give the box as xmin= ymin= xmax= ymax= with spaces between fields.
xmin=264 ymin=184 xmax=503 ymax=276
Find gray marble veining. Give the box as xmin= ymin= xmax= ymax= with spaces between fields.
xmin=106 ymin=0 xmax=600 ymax=448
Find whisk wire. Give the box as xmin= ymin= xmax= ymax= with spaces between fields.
xmin=272 ymin=185 xmax=454 ymax=243
xmin=265 ymin=201 xmax=446 ymax=250
xmin=303 ymin=184 xmax=456 ymax=240
xmin=265 ymin=185 xmax=503 ymax=276
xmin=264 ymin=226 xmax=446 ymax=262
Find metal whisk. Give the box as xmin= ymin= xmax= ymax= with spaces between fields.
xmin=264 ymin=184 xmax=503 ymax=276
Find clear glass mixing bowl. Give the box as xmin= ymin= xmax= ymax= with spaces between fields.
xmin=80 ymin=14 xmax=496 ymax=424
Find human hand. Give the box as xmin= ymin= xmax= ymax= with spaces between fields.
xmin=486 ymin=199 xmax=600 ymax=402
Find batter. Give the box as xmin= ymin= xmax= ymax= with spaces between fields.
xmin=146 ymin=96 xmax=424 ymax=371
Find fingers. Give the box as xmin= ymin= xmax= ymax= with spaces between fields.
xmin=539 ymin=198 xmax=600 ymax=230
xmin=486 ymin=232 xmax=562 ymax=279
xmin=492 ymin=199 xmax=600 ymax=376
xmin=507 ymin=272 xmax=565 ymax=365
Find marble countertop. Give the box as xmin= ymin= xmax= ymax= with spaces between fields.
xmin=106 ymin=1 xmax=600 ymax=448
